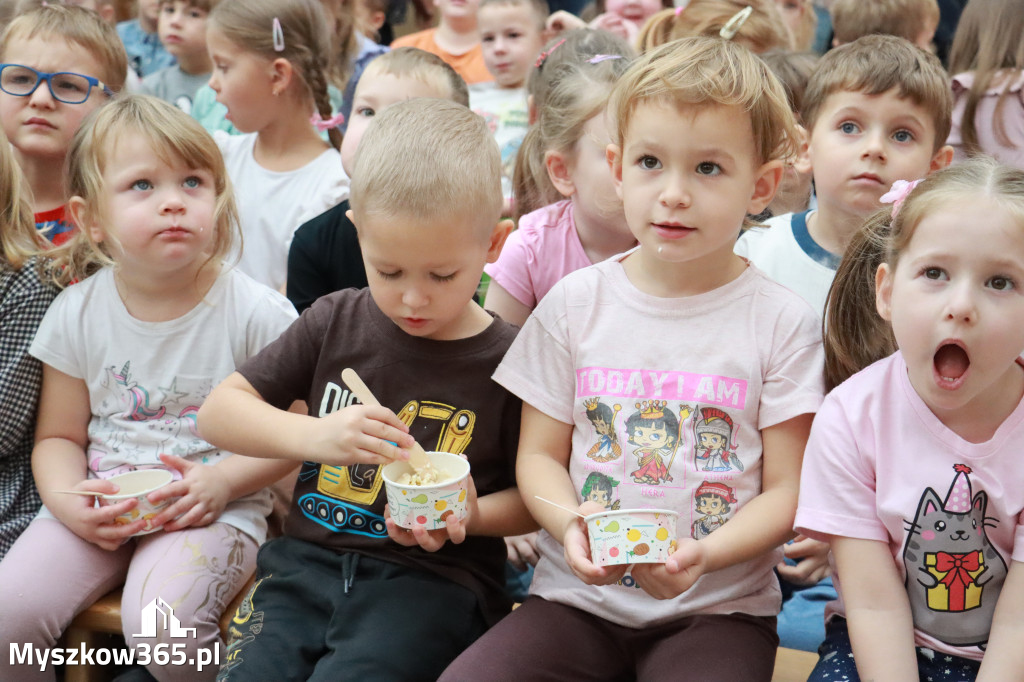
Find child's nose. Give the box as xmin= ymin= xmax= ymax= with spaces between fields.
xmin=944 ymin=283 xmax=977 ymax=324
xmin=401 ymin=286 xmax=427 ymax=309
xmin=27 ymin=81 xmax=56 ymax=108
xmin=159 ymin=190 xmax=187 ymax=214
xmin=659 ymin=173 xmax=691 ymax=208
xmin=861 ymin=129 xmax=887 ymax=161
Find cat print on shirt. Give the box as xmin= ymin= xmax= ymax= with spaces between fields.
xmin=901 ymin=464 xmax=1007 ymax=648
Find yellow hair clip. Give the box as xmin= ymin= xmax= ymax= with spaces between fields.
xmin=719 ymin=5 xmax=753 ymax=40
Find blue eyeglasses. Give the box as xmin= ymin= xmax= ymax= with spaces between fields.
xmin=0 ymin=64 xmax=113 ymax=104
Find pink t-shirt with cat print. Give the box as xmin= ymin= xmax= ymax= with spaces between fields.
xmin=796 ymin=351 xmax=1024 ymax=661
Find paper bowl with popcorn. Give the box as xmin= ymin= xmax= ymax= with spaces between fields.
xmin=585 ymin=508 xmax=679 ymax=567
xmin=98 ymin=469 xmax=176 ymax=536
xmin=382 ymin=451 xmax=471 ymax=530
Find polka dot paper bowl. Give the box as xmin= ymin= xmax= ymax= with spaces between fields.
xmin=585 ymin=508 xmax=679 ymax=567
xmin=382 ymin=451 xmax=470 ymax=530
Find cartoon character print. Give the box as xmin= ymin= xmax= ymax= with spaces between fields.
xmin=584 ymin=398 xmax=622 ymax=462
xmin=101 ymin=361 xmax=166 ymax=421
xmin=691 ymin=481 xmax=737 ymax=540
xmin=626 ymin=401 xmax=691 ymax=485
xmin=146 ymin=404 xmax=210 ymax=460
xmin=902 ymin=464 xmax=1007 ymax=648
xmin=581 ymin=472 xmax=621 ymax=510
xmin=693 ymin=407 xmax=743 ymax=472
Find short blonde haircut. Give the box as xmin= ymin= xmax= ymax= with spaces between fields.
xmin=0 ymin=129 xmax=47 ymax=270
xmin=611 ymin=35 xmax=799 ymax=165
xmin=159 ymin=0 xmax=220 ymax=12
xmin=1 ymin=5 xmax=127 ymax=92
xmin=800 ymin=34 xmax=952 ymax=151
xmin=349 ymin=98 xmax=502 ymax=233
xmin=637 ymin=0 xmax=793 ymax=55
xmin=830 ymin=0 xmax=939 ymax=46
xmin=479 ymin=0 xmax=550 ymax=30
xmin=360 ymin=47 xmax=469 ymax=107
xmin=54 ymin=95 xmax=239 ymax=285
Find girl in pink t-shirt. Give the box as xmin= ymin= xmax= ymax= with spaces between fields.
xmin=483 ymin=30 xmax=636 ymax=328
xmin=797 ymin=158 xmax=1024 ymax=681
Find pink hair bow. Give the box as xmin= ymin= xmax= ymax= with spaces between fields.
xmin=311 ymin=112 xmax=345 ymax=132
xmin=879 ymin=178 xmax=923 ymax=218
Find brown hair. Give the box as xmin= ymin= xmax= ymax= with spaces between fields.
xmin=760 ymin=49 xmax=818 ymax=119
xmin=210 ymin=0 xmax=342 ymax=150
xmin=54 ymin=94 xmax=239 ymax=286
xmin=318 ymin=0 xmax=359 ymax=98
xmin=830 ymin=0 xmax=939 ymax=46
xmin=1 ymin=4 xmax=128 ymax=91
xmin=947 ymin=0 xmax=1024 ymax=156
xmin=350 ymin=98 xmax=502 ymax=230
xmin=514 ymin=29 xmax=633 ymax=219
xmin=824 ymin=156 xmax=1024 ymax=390
xmin=0 ymin=129 xmax=48 ymax=270
xmin=800 ymin=34 xmax=952 ymax=151
xmin=637 ymin=0 xmax=793 ymax=55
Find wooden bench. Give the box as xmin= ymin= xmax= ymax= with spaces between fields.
xmin=61 ymin=577 xmax=254 ymax=682
xmin=772 ymin=646 xmax=818 ymax=681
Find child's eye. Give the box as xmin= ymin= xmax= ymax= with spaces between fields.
xmin=377 ymin=270 xmax=400 ymax=280
xmin=696 ymin=161 xmax=721 ymax=176
xmin=481 ymin=34 xmax=495 ymax=43
xmin=431 ymin=272 xmax=457 ymax=282
xmin=988 ymin=276 xmax=1015 ymax=291
xmin=922 ymin=267 xmax=947 ymax=280
xmin=183 ymin=176 xmax=203 ymax=189
xmin=508 ymin=31 xmax=522 ymax=38
xmin=638 ymin=155 xmax=660 ymax=170
xmin=189 ymin=9 xmax=205 ymax=18
xmin=53 ymin=76 xmax=86 ymax=94
xmin=355 ymin=106 xmax=375 ymax=117
xmin=839 ymin=121 xmax=859 ymax=134
xmin=892 ymin=129 xmax=914 ymax=143
xmin=131 ymin=179 xmax=153 ymax=191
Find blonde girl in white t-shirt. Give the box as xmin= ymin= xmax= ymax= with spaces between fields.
xmin=0 ymin=96 xmax=297 ymax=682
xmin=798 ymin=157 xmax=1024 ymax=682
xmin=442 ymin=36 xmax=824 ymax=681
xmin=207 ymin=0 xmax=348 ymax=292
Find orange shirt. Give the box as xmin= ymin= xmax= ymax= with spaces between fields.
xmin=390 ymin=28 xmax=493 ymax=85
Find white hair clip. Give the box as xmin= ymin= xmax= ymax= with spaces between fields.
xmin=272 ymin=17 xmax=285 ymax=52
xmin=719 ymin=5 xmax=753 ymax=40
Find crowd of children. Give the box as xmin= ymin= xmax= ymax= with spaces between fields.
xmin=1 ymin=0 xmax=1024 ymax=680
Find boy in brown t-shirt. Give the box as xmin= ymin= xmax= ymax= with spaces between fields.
xmin=199 ymin=98 xmax=531 ymax=681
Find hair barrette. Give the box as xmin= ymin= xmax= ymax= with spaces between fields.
xmin=879 ymin=178 xmax=922 ymax=218
xmin=311 ymin=111 xmax=345 ymax=132
xmin=534 ymin=38 xmax=566 ymax=68
xmin=272 ymin=17 xmax=285 ymax=52
xmin=719 ymin=5 xmax=753 ymax=40
xmin=674 ymin=0 xmax=689 ymax=16
xmin=587 ymin=54 xmax=623 ymax=64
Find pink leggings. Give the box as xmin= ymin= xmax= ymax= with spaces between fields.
xmin=0 ymin=517 xmax=257 ymax=682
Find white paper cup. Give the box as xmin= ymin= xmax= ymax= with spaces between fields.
xmin=585 ymin=508 xmax=679 ymax=567
xmin=98 ymin=469 xmax=175 ymax=535
xmin=382 ymin=451 xmax=471 ymax=530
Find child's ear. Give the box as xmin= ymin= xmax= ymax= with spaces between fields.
xmin=792 ymin=124 xmax=813 ymax=176
xmin=929 ymin=144 xmax=954 ymax=173
xmin=269 ymin=58 xmax=294 ymax=96
xmin=607 ymin=143 xmax=623 ymax=200
xmin=747 ymin=159 xmax=784 ymax=214
xmin=544 ymin=150 xmax=576 ymax=198
xmin=68 ymin=196 xmax=103 ymax=243
xmin=875 ymin=262 xmax=894 ymax=322
xmin=485 ymin=218 xmax=514 ymax=263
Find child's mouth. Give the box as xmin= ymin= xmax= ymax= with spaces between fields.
xmin=934 ymin=342 xmax=970 ymax=388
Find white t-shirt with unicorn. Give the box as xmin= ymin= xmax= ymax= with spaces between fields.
xmin=494 ymin=254 xmax=825 ymax=627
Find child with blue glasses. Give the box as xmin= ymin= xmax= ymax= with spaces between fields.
xmin=0 ymin=5 xmax=125 ymax=248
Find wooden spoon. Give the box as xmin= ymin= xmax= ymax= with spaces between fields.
xmin=52 ymin=490 xmax=106 ymax=496
xmin=534 ymin=496 xmax=587 ymax=519
xmin=341 ymin=367 xmax=434 ymax=472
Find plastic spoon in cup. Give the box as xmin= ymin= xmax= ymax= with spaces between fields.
xmin=534 ymin=496 xmax=587 ymax=519
xmin=52 ymin=489 xmax=106 ymax=496
xmin=341 ymin=367 xmax=437 ymax=475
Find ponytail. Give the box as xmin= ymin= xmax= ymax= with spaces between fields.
xmin=823 ymin=209 xmax=896 ymax=391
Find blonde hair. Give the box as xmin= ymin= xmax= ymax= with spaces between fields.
xmin=948 ymin=0 xmax=1024 ymax=156
xmin=824 ymin=156 xmax=1024 ymax=390
xmin=637 ymin=0 xmax=793 ymax=55
xmin=760 ymin=49 xmax=819 ymax=120
xmin=350 ymin=98 xmax=502 ymax=231
xmin=800 ymin=35 xmax=952 ymax=152
xmin=0 ymin=129 xmax=47 ymax=270
xmin=53 ymin=95 xmax=238 ymax=286
xmin=318 ymin=0 xmax=359 ymax=97
xmin=479 ymin=0 xmax=550 ymax=29
xmin=159 ymin=0 xmax=220 ymax=12
xmin=1 ymin=4 xmax=127 ymax=92
xmin=514 ymin=29 xmax=634 ymax=219
xmin=778 ymin=0 xmax=816 ymax=51
xmin=611 ymin=35 xmax=798 ymax=163
xmin=210 ymin=0 xmax=342 ymax=150
xmin=830 ymin=0 xmax=939 ymax=46
xmin=360 ymin=47 xmax=469 ymax=107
